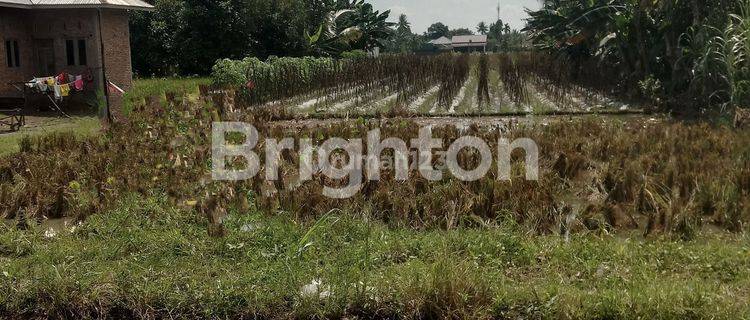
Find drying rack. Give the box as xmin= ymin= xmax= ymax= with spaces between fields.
xmin=8 ymin=81 xmax=72 ymax=119
xmin=0 ymin=108 xmax=24 ymax=132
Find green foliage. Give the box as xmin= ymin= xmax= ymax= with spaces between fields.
xmin=305 ymin=0 xmax=394 ymax=57
xmin=476 ymin=21 xmax=488 ymax=35
xmin=524 ymin=0 xmax=744 ymax=110
xmin=130 ymin=0 xmax=391 ymax=76
xmin=340 ymin=50 xmax=368 ymax=59
xmin=123 ymin=77 xmax=210 ymax=114
xmin=426 ymin=22 xmax=450 ymax=39
xmin=638 ymin=76 xmax=664 ymax=103
xmin=449 ymin=28 xmax=474 ymax=37
xmin=211 ymin=56 xmax=336 ymax=104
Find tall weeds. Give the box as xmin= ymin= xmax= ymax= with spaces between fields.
xmin=683 ymin=0 xmax=750 ymax=110
xmin=1 ymin=90 xmax=748 ymax=235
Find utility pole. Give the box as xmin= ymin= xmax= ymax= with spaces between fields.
xmin=497 ymin=2 xmax=500 ymax=21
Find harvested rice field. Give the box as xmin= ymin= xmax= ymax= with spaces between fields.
xmin=1 ymin=54 xmax=749 ymax=319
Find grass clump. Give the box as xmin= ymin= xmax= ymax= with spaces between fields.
xmin=124 ymin=77 xmax=210 ymax=114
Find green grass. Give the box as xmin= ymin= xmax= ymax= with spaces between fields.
xmin=0 ymin=116 xmax=100 ymax=156
xmin=1 ymin=194 xmax=748 ymax=319
xmin=124 ymin=77 xmax=211 ymax=114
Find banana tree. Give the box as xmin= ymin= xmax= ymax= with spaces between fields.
xmin=305 ymin=0 xmax=393 ymax=56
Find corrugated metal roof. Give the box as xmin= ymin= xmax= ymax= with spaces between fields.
xmin=451 ymin=35 xmax=488 ymax=45
xmin=0 ymin=0 xmax=32 ymax=6
xmin=429 ymin=36 xmax=452 ymax=45
xmin=0 ymin=0 xmax=153 ymax=10
xmin=453 ymin=35 xmax=487 ymax=45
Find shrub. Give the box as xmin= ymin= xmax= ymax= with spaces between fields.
xmin=341 ymin=50 xmax=368 ymax=59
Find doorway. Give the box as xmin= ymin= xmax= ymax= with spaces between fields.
xmin=34 ymin=39 xmax=55 ymax=76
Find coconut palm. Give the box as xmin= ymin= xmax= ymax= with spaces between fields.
xmin=396 ymin=14 xmax=412 ymax=35
xmin=477 ymin=21 xmax=489 ymax=35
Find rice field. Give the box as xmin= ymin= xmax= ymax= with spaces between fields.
xmin=1 ymin=53 xmax=749 ymax=319
xmin=223 ymin=53 xmax=644 ymax=118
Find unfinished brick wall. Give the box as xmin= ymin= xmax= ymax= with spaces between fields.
xmin=0 ymin=8 xmax=33 ymax=97
xmin=99 ymin=9 xmax=133 ymax=121
xmin=30 ymin=9 xmax=100 ymax=78
xmin=0 ymin=7 xmax=135 ymax=119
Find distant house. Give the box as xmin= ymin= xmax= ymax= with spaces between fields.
xmin=451 ymin=35 xmax=487 ymax=53
xmin=0 ymin=0 xmax=153 ymax=117
xmin=427 ymin=35 xmax=488 ymax=53
xmin=428 ymin=36 xmax=452 ymax=51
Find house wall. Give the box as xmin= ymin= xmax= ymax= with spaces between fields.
xmin=99 ymin=9 xmax=132 ymax=120
xmin=0 ymin=8 xmax=34 ymax=97
xmin=29 ymin=9 xmax=101 ymax=79
xmin=0 ymin=7 xmax=133 ymax=118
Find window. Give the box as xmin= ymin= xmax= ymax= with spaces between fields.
xmin=5 ymin=40 xmax=20 ymax=68
xmin=78 ymin=40 xmax=87 ymax=66
xmin=66 ymin=40 xmax=75 ymax=66
xmin=65 ymin=39 xmax=87 ymax=66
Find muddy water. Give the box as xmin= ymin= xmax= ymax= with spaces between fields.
xmin=3 ymin=217 xmax=76 ymax=235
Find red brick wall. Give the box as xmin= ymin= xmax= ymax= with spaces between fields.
xmin=30 ymin=9 xmax=100 ymax=78
xmin=0 ymin=8 xmax=33 ymax=97
xmin=99 ymin=9 xmax=133 ymax=120
xmin=0 ymin=7 xmax=134 ymax=119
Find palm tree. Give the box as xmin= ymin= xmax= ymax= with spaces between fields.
xmin=477 ymin=21 xmax=489 ymax=35
xmin=396 ymin=14 xmax=411 ymax=35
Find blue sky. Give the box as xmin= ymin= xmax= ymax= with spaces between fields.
xmin=368 ymin=0 xmax=541 ymax=34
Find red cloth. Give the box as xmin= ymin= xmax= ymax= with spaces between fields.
xmin=74 ymin=77 xmax=84 ymax=91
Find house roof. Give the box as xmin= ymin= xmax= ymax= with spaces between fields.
xmin=0 ymin=0 xmax=154 ymax=10
xmin=451 ymin=35 xmax=488 ymax=46
xmin=453 ymin=35 xmax=487 ymax=45
xmin=429 ymin=36 xmax=452 ymax=46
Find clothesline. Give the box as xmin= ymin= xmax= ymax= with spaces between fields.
xmin=25 ymin=72 xmax=91 ymax=101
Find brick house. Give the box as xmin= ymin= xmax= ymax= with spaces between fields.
xmin=0 ymin=0 xmax=153 ymax=118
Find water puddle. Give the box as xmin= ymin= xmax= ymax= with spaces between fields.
xmin=3 ymin=217 xmax=77 ymax=237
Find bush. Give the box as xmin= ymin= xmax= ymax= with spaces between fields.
xmin=210 ymin=56 xmax=337 ymax=104
xmin=341 ymin=50 xmax=368 ymax=59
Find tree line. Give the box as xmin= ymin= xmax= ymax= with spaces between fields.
xmin=130 ymin=0 xmax=534 ymax=77
xmin=384 ymin=17 xmax=527 ymax=53
xmin=130 ymin=0 xmax=393 ymax=76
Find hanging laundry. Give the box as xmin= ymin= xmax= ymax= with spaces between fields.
xmin=74 ymin=75 xmax=84 ymax=91
xmin=60 ymin=84 xmax=71 ymax=97
xmin=53 ymin=85 xmax=62 ymax=99
xmin=46 ymin=77 xmax=56 ymax=86
xmin=36 ymin=81 xmax=48 ymax=92
xmin=56 ymin=73 xmax=67 ymax=84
